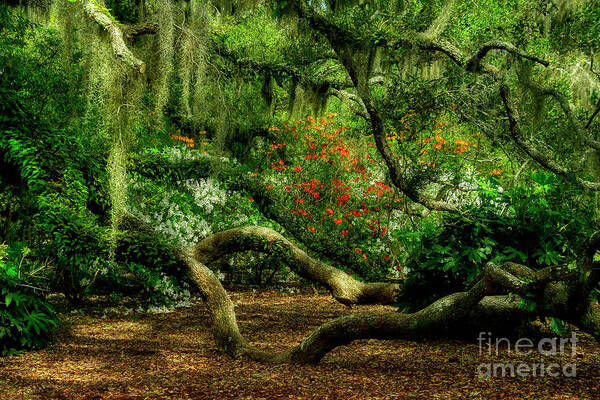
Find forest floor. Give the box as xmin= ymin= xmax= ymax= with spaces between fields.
xmin=1 ymin=288 xmax=600 ymax=400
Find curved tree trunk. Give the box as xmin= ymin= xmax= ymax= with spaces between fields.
xmin=177 ymin=248 xmax=248 ymax=355
xmin=178 ymin=243 xmax=600 ymax=364
xmin=193 ymin=226 xmax=401 ymax=305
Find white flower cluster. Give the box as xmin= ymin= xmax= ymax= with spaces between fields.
xmin=215 ymin=270 xmax=226 ymax=281
xmin=130 ymin=197 xmax=212 ymax=247
xmin=145 ymin=274 xmax=193 ymax=312
xmin=229 ymin=213 xmax=250 ymax=226
xmin=388 ymin=210 xmax=407 ymax=233
xmin=79 ymin=278 xmax=91 ymax=287
xmin=157 ymin=273 xmax=190 ymax=299
xmin=184 ymin=178 xmax=228 ymax=214
xmin=128 ymin=170 xmax=240 ymax=246
xmin=160 ymin=146 xmax=198 ymax=162
xmin=158 ymin=146 xmax=234 ymax=164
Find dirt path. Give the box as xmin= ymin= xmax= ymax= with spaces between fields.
xmin=1 ymin=289 xmax=599 ymax=399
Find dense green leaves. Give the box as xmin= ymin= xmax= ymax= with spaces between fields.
xmin=0 ymin=244 xmax=58 ymax=356
xmin=398 ymin=173 xmax=595 ymax=311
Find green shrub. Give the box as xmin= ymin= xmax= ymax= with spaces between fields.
xmin=0 ymin=244 xmax=58 ymax=356
xmin=398 ymin=173 xmax=595 ymax=311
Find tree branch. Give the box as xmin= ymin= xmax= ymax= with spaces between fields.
xmin=83 ymin=0 xmax=146 ymax=73
xmin=193 ymin=226 xmax=401 ymax=305
xmin=328 ymin=87 xmax=370 ymax=120
xmin=499 ymin=82 xmax=600 ymax=190
xmin=124 ymin=22 xmax=159 ymax=40
xmin=526 ymin=81 xmax=600 ymax=151
xmin=465 ymin=41 xmax=549 ymax=73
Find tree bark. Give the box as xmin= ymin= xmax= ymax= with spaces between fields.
xmin=193 ymin=226 xmax=401 ymax=305
xmin=179 ymin=252 xmax=600 ymax=364
xmin=83 ymin=0 xmax=146 ymax=73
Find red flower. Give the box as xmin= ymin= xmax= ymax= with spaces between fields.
xmin=248 ymin=197 xmax=254 ymax=202
xmin=265 ymin=184 xmax=273 ymax=189
xmin=326 ymin=208 xmax=334 ymax=216
xmin=336 ymin=193 xmax=350 ymax=204
xmin=352 ymin=209 xmax=361 ymax=217
xmin=333 ymin=218 xmax=343 ymax=225
xmin=308 ymin=226 xmax=315 ymax=232
xmin=384 ymin=255 xmax=390 ymax=260
xmin=341 ymin=229 xmax=349 ymax=236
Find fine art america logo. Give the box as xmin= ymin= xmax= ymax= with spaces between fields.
xmin=477 ymin=332 xmax=578 ymax=378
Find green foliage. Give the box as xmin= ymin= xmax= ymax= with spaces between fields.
xmin=103 ymin=0 xmax=139 ymax=24
xmin=124 ymin=263 xmax=190 ymax=307
xmin=115 ymin=227 xmax=183 ymax=279
xmin=0 ymin=244 xmax=58 ymax=356
xmin=398 ymin=173 xmax=595 ymax=311
xmin=36 ymin=186 xmax=111 ymax=304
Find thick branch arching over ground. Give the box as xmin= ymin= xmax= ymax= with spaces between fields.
xmin=178 ymin=245 xmax=600 ymax=364
xmin=193 ymin=226 xmax=401 ymax=305
xmin=124 ymin=211 xmax=600 ymax=364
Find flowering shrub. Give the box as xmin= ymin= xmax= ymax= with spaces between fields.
xmin=255 ymin=115 xmax=405 ymax=276
xmin=129 ymin=185 xmax=214 ymax=247
xmin=250 ymin=113 xmax=506 ymax=279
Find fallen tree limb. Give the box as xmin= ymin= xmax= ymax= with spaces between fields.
xmin=179 ymin=253 xmax=600 ymax=364
xmin=193 ymin=226 xmax=401 ymax=305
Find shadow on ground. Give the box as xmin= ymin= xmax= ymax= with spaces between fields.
xmin=1 ymin=288 xmax=599 ymax=399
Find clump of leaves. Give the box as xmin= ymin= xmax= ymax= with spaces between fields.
xmin=0 ymin=244 xmax=58 ymax=356
xmin=398 ymin=172 xmax=595 ymax=311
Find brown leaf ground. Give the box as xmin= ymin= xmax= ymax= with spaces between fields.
xmin=1 ymin=288 xmax=599 ymax=399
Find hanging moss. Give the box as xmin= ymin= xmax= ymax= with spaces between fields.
xmin=181 ymin=0 xmax=211 ymax=129
xmin=152 ymin=0 xmax=174 ymax=116
xmin=287 ymin=77 xmax=298 ymax=117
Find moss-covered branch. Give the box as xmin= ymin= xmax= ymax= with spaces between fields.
xmin=83 ymin=0 xmax=146 ymax=73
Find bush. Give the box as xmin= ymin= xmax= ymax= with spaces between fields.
xmin=398 ymin=173 xmax=595 ymax=311
xmin=36 ymin=187 xmax=112 ymax=304
xmin=0 ymin=244 xmax=58 ymax=356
